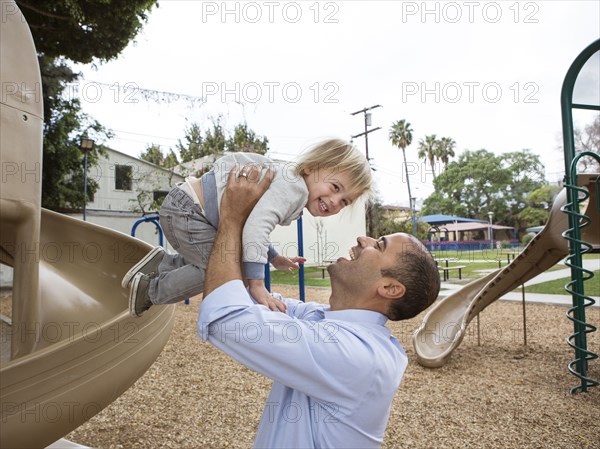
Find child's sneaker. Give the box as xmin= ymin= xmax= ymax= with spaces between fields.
xmin=129 ymin=273 xmax=153 ymax=317
xmin=121 ymin=246 xmax=165 ymax=289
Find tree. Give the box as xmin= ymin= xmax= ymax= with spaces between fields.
xmin=516 ymin=184 xmax=561 ymax=230
xmin=40 ymin=56 xmax=112 ymax=211
xmin=201 ymin=118 xmax=228 ymax=158
xmin=389 ymin=119 xmax=414 ymax=210
xmin=422 ymin=149 xmax=546 ymax=237
xmin=139 ymin=144 xmax=178 ymax=196
xmin=226 ymin=122 xmax=269 ymax=155
xmin=416 ymin=135 xmax=456 ymax=179
xmin=163 ymin=149 xmax=179 ymax=168
xmin=140 ymin=144 xmax=165 ymax=166
xmin=423 ymin=149 xmax=507 ymax=218
xmin=417 ymin=134 xmax=438 ymax=179
xmin=16 ymin=0 xmax=158 ymax=63
xmin=158 ymin=120 xmax=269 ymax=174
xmin=503 ymin=150 xmax=548 ymax=235
xmin=574 ymin=114 xmax=600 ymax=172
xmin=438 ymin=137 xmax=456 ymax=169
xmin=177 ymin=119 xmax=269 ymax=161
xmin=176 ymin=123 xmax=205 ymax=162
xmin=18 ymin=1 xmax=158 ymax=210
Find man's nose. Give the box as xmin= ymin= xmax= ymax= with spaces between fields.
xmin=357 ymin=236 xmax=374 ymax=246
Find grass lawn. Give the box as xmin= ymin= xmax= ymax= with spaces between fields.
xmin=523 ymin=270 xmax=600 ymax=296
xmin=269 ymin=266 xmax=331 ymax=288
xmin=271 ymin=262 xmax=517 ymax=288
xmin=269 ymin=254 xmax=599 ymax=292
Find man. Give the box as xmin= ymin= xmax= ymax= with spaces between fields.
xmin=198 ymin=166 xmax=440 ymax=449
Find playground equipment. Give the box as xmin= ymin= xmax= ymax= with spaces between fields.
xmin=413 ymin=39 xmax=599 ymax=393
xmin=560 ymin=39 xmax=600 ymax=393
xmin=0 ymin=3 xmax=176 ymax=447
xmin=265 ymin=215 xmax=306 ymax=302
xmin=131 ymin=215 xmax=164 ymax=247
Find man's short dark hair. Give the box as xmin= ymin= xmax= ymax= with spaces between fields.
xmin=381 ymin=237 xmax=440 ymax=321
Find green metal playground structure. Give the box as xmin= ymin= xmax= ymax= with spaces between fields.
xmin=560 ymin=38 xmax=599 ymax=393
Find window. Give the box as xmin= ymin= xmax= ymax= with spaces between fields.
xmin=153 ymin=190 xmax=169 ymax=204
xmin=115 ymin=165 xmax=133 ymax=191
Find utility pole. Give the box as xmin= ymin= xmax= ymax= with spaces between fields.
xmin=80 ymin=136 xmax=95 ymax=221
xmin=351 ymin=104 xmax=382 ymax=237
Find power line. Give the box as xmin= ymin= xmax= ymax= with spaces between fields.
xmin=111 ymin=129 xmax=180 ymax=142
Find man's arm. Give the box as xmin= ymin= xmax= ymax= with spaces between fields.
xmin=203 ymin=165 xmax=273 ymax=297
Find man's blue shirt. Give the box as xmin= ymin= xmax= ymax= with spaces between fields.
xmin=198 ymin=280 xmax=408 ymax=449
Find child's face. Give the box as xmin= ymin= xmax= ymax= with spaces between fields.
xmin=303 ymin=167 xmax=359 ymax=217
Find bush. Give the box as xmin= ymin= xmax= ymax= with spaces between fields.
xmin=521 ymin=233 xmax=536 ymax=246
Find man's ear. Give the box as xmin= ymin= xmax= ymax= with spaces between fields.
xmin=376 ymin=278 xmax=406 ymax=300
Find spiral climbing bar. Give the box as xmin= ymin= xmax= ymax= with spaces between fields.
xmin=561 ymin=155 xmax=599 ymax=393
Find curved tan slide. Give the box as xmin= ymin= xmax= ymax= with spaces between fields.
xmin=0 ymin=3 xmax=175 ymax=448
xmin=413 ymin=175 xmax=599 ymax=368
xmin=1 ymin=212 xmax=176 ymax=449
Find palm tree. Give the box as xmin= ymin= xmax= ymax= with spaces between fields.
xmin=438 ymin=137 xmax=456 ymax=170
xmin=417 ymin=134 xmax=438 ymax=180
xmin=389 ymin=120 xmax=415 ymax=232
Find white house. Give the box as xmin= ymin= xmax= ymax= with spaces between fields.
xmin=73 ymin=148 xmax=184 ymax=247
xmin=2 ymin=149 xmax=184 ymax=289
xmin=80 ymin=149 xmax=367 ymax=266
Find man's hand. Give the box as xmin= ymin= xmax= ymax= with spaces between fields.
xmin=220 ymin=164 xmax=274 ymax=226
xmin=248 ymin=279 xmax=287 ymax=313
xmin=271 ymin=255 xmax=306 ymax=272
xmin=203 ymin=165 xmax=273 ymax=297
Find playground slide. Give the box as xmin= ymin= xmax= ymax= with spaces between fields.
xmin=413 ymin=174 xmax=600 ymax=368
xmin=0 ymin=210 xmax=176 ymax=449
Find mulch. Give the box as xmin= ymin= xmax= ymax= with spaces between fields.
xmin=3 ymin=287 xmax=599 ymax=448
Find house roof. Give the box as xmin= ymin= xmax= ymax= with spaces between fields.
xmin=105 ymin=147 xmax=183 ymax=177
xmin=526 ymin=225 xmax=544 ymax=233
xmin=429 ymin=222 xmax=515 ymax=232
xmin=419 ymin=214 xmax=487 ymax=224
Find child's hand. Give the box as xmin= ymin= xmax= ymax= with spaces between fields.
xmin=271 ymin=255 xmax=306 ymax=272
xmin=248 ymin=280 xmax=287 ymax=313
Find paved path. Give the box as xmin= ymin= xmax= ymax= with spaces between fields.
xmin=440 ymin=258 xmax=599 ymax=307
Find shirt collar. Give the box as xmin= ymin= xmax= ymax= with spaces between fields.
xmin=324 ymin=308 xmax=388 ymax=326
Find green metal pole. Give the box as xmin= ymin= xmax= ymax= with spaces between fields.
xmin=560 ymin=38 xmax=600 ymax=393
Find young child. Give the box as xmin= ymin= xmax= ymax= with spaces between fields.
xmin=123 ymin=138 xmax=373 ymax=316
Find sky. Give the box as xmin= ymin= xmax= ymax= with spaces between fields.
xmin=71 ymin=0 xmax=600 ymax=208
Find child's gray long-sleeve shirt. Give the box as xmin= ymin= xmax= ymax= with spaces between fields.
xmin=201 ymin=152 xmax=308 ymax=279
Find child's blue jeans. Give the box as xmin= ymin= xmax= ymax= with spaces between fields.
xmin=149 ymin=186 xmax=216 ymax=305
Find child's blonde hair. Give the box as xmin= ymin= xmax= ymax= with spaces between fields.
xmin=294 ymin=138 xmax=374 ymax=203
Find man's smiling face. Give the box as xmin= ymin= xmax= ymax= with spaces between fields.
xmin=328 ymin=233 xmax=414 ymax=308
